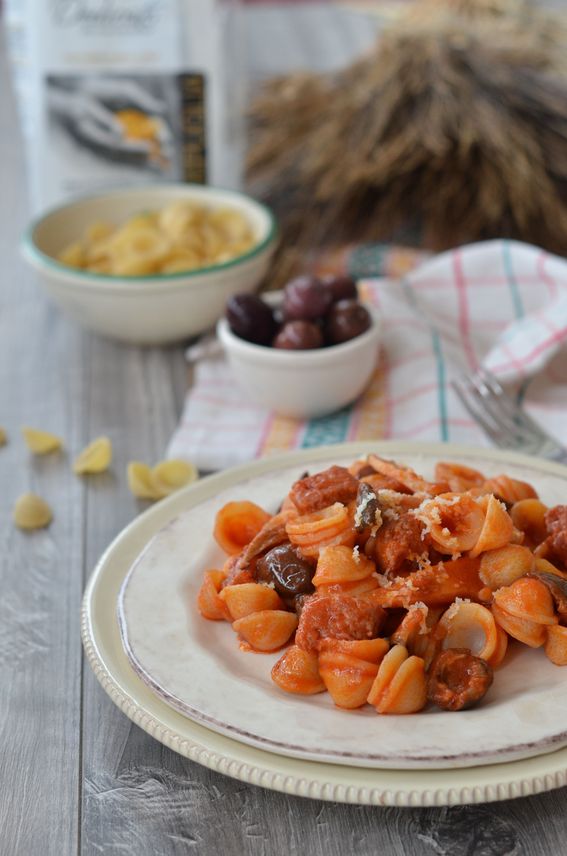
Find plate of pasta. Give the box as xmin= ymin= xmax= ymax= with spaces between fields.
xmin=118 ymin=443 xmax=567 ymax=770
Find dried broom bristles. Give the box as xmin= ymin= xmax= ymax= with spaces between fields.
xmin=246 ymin=0 xmax=567 ymax=286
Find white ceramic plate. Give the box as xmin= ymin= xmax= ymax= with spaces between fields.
xmin=83 ymin=442 xmax=567 ymax=804
xmin=116 ymin=442 xmax=567 ymax=770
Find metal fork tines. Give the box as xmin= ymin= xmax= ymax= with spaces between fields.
xmin=452 ymin=367 xmax=567 ymax=463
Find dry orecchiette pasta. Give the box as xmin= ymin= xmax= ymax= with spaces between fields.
xmin=13 ymin=493 xmax=53 ymax=530
xmin=151 ymin=459 xmax=198 ymax=498
xmin=127 ymin=458 xmax=198 ymax=501
xmin=56 ymin=200 xmax=257 ymax=277
xmin=127 ymin=462 xmax=160 ymax=500
xmin=73 ymin=436 xmax=112 ymax=475
xmin=22 ymin=427 xmax=63 ymax=455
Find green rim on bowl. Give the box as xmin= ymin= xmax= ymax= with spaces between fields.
xmin=22 ymin=186 xmax=278 ymax=284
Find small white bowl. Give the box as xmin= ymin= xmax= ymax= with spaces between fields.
xmin=217 ymin=292 xmax=381 ymax=419
xmin=21 ymin=184 xmax=277 ymax=345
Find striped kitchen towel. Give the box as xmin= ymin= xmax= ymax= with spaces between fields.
xmin=167 ymin=240 xmax=567 ymax=471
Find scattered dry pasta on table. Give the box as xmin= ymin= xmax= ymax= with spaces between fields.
xmin=22 ymin=426 xmax=62 ymax=455
xmin=57 ymin=200 xmax=257 ymax=276
xmin=73 ymin=436 xmax=112 ymax=475
xmin=197 ymin=455 xmax=567 ymax=715
xmin=127 ymin=458 xmax=198 ymax=501
xmin=13 ymin=493 xmax=53 ymax=530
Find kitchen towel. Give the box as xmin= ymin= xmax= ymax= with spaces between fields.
xmin=167 ymin=240 xmax=567 ymax=471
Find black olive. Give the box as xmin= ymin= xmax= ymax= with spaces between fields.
xmin=355 ymin=481 xmax=379 ymax=532
xmin=255 ymin=543 xmax=315 ymax=596
xmin=273 ymin=320 xmax=323 ymax=350
xmin=282 ymin=275 xmax=333 ymax=321
xmin=325 ymin=299 xmax=371 ymax=345
xmin=320 ymin=274 xmax=358 ymax=302
xmin=226 ymin=293 xmax=277 ymax=346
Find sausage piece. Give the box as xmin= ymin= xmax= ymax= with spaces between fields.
xmin=374 ymin=513 xmax=426 ymax=576
xmin=295 ymin=594 xmax=386 ymax=653
xmin=545 ymin=505 xmax=567 ymax=567
xmin=427 ymin=648 xmax=493 ymax=711
xmin=289 ymin=466 xmax=359 ymax=514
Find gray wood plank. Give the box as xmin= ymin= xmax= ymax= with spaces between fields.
xmin=0 ymin=33 xmax=84 ymax=856
xmin=79 ymin=341 xmax=192 ymax=855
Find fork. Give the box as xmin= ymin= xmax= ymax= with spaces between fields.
xmin=452 ymin=367 xmax=567 ymax=465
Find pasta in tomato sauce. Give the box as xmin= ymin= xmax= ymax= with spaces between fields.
xmin=197 ymin=455 xmax=567 ymax=714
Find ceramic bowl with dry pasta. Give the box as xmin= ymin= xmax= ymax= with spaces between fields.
xmin=22 ymin=185 xmax=276 ymax=345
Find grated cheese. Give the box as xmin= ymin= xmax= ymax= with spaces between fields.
xmin=443 ymin=596 xmax=472 ymax=623
xmin=407 ymin=550 xmax=432 ymax=571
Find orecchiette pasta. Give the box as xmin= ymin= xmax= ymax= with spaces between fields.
xmin=319 ymin=650 xmax=380 ymax=709
xmin=483 ymin=474 xmax=538 ymax=504
xmin=73 ymin=436 xmax=112 ymax=475
xmin=13 ymin=493 xmax=53 ymax=530
xmin=56 ymin=200 xmax=257 ymax=276
xmin=510 ymin=499 xmax=548 ymax=547
xmin=214 ymin=501 xmax=271 ymax=555
xmin=438 ymin=601 xmax=498 ymax=662
xmin=127 ymin=462 xmax=159 ymax=499
xmin=434 ymin=462 xmax=485 ymax=493
xmin=127 ymin=458 xmax=198 ymax=501
xmin=219 ymin=583 xmax=283 ymax=621
xmin=492 ymin=577 xmax=557 ymax=648
xmin=197 ymin=570 xmax=230 ymax=621
xmin=150 ymin=459 xmax=198 ymax=498
xmin=479 ymin=544 xmax=534 ymax=589
xmin=311 ymin=544 xmax=374 ymax=587
xmin=415 ymin=493 xmax=485 ymax=553
xmin=22 ymin=426 xmax=63 ymax=455
xmin=367 ymin=645 xmax=428 ymax=714
xmin=232 ymin=610 xmax=298 ymax=652
xmin=285 ymin=502 xmax=356 ymax=558
xmin=545 ymin=625 xmax=567 ymax=666
xmin=197 ymin=454 xmax=567 ymax=717
xmin=469 ymin=494 xmax=513 ymax=557
xmin=271 ymin=646 xmax=326 ymax=695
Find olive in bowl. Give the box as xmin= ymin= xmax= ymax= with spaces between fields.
xmin=217 ymin=286 xmax=381 ymax=419
xmin=225 ymin=273 xmax=372 ymax=351
xmin=325 ymin=299 xmax=372 ymax=345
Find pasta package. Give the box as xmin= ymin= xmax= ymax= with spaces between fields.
xmin=5 ymin=0 xmax=246 ymax=213
xmin=197 ymin=455 xmax=567 ymax=716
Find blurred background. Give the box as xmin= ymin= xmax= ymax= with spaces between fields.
xmin=3 ymin=0 xmax=567 ymax=286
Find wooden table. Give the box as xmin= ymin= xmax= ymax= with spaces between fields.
xmin=2 ymin=9 xmax=567 ymax=855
